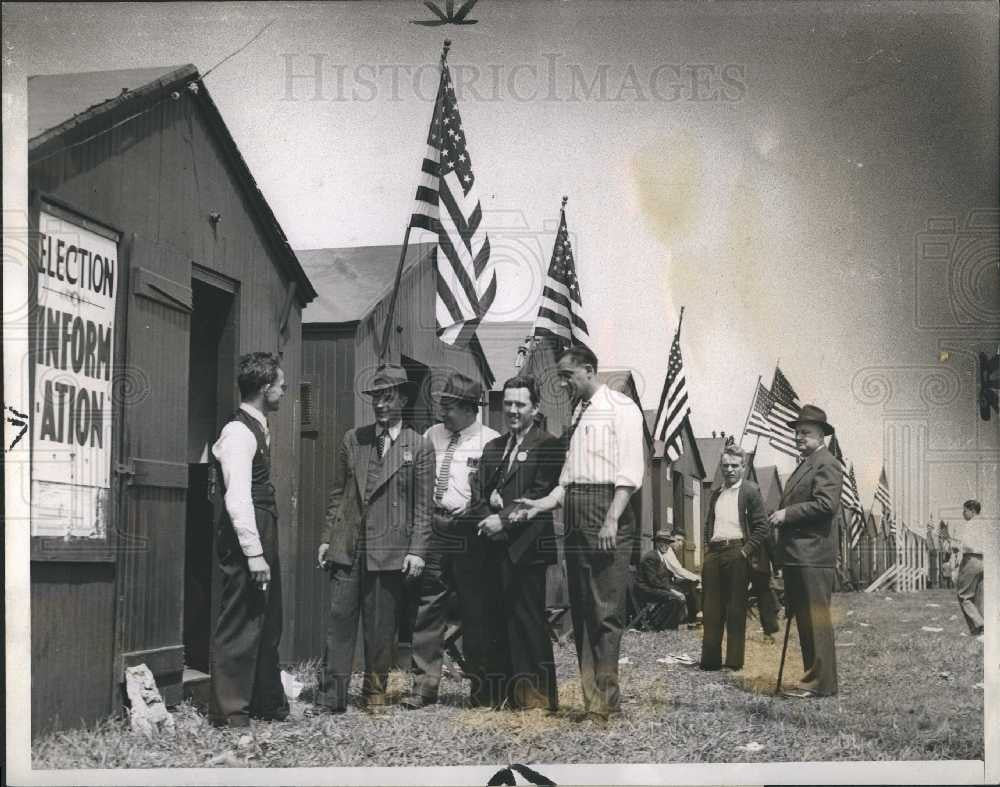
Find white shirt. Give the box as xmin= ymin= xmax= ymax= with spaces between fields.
xmin=555 ymin=384 xmax=645 ymax=502
xmin=424 ymin=420 xmax=500 ymax=514
xmin=377 ymin=420 xmax=403 ymax=449
xmin=663 ymin=545 xmax=700 ymax=582
xmin=211 ymin=403 xmax=269 ymax=558
xmin=951 ymin=518 xmax=986 ymax=556
xmin=711 ymin=481 xmax=743 ymax=542
xmin=502 ymin=424 xmax=534 ymax=470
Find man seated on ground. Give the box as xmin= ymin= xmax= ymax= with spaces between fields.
xmin=661 ymin=533 xmax=702 ymax=625
xmin=636 ymin=532 xmax=690 ymax=630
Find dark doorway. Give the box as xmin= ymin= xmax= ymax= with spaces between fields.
xmin=184 ymin=277 xmax=236 ymax=674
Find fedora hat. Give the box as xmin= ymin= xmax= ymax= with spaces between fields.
xmin=432 ymin=372 xmax=484 ymax=406
xmin=788 ymin=404 xmax=835 ymax=436
xmin=653 ymin=531 xmax=675 ymax=544
xmin=362 ymin=364 xmax=414 ymax=397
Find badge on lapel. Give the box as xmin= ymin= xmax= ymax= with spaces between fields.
xmin=402 ymin=450 xmax=413 ymax=464
xmin=516 ymin=451 xmax=528 ymax=463
xmin=467 ymin=457 xmax=480 ymax=468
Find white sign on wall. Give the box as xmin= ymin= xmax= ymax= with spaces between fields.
xmin=31 ymin=207 xmax=119 ymax=538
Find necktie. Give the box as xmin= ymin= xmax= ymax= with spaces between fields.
xmin=493 ymin=435 xmax=517 ymax=489
xmin=434 ymin=432 xmax=460 ymax=503
xmin=377 ymin=429 xmax=388 ymax=460
xmin=566 ymin=398 xmax=591 ymax=439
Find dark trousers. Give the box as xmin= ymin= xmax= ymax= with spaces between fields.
xmin=701 ymin=543 xmax=750 ymax=669
xmin=673 ymin=578 xmax=702 ymax=623
xmin=317 ymin=544 xmax=404 ymax=710
xmin=751 ymin=571 xmax=780 ymax=635
xmin=784 ymin=565 xmax=838 ymax=696
xmin=637 ymin=586 xmax=687 ymax=630
xmin=956 ymin=555 xmax=984 ymax=634
xmin=409 ymin=514 xmax=494 ymax=703
xmin=210 ymin=508 xmax=288 ymax=725
xmin=493 ymin=557 xmax=558 ymax=710
xmin=564 ymin=485 xmax=633 ymax=717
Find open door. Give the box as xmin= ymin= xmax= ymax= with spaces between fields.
xmin=113 ymin=240 xmax=193 ymax=706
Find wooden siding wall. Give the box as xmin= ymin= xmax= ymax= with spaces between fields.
xmin=29 ymin=87 xmax=307 ymax=732
xmin=294 ymin=326 xmax=356 ymax=660
xmin=353 ymin=252 xmax=487 ymax=427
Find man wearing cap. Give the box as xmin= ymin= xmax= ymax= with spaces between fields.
xmin=769 ymin=404 xmax=844 ymax=698
xmin=636 ymin=532 xmax=692 ymax=630
xmin=466 ymin=374 xmax=563 ymax=709
xmin=315 ymin=365 xmax=433 ymax=713
xmin=700 ymin=444 xmax=769 ymax=671
xmin=512 ymin=345 xmax=645 ymax=722
xmin=404 ymin=372 xmax=500 ymax=709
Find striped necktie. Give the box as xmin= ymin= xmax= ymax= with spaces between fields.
xmin=377 ymin=429 xmax=388 ymax=459
xmin=434 ymin=431 xmax=460 ymax=503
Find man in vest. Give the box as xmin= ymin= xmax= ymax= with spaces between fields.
xmin=209 ymin=352 xmax=289 ymax=727
xmin=316 ymin=364 xmax=434 ymax=713
xmin=404 ymin=372 xmax=500 ymax=709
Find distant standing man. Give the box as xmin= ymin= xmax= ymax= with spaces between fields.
xmin=315 ymin=365 xmax=433 ymax=713
xmin=700 ymin=444 xmax=769 ymax=671
xmin=468 ymin=375 xmax=563 ymax=709
xmin=404 ymin=372 xmax=500 ymax=709
xmin=210 ymin=352 xmax=289 ymax=727
xmin=514 ymin=345 xmax=645 ymax=722
xmin=952 ymin=499 xmax=985 ymax=642
xmin=769 ymin=405 xmax=843 ymax=699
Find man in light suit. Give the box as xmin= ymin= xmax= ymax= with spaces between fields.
xmin=316 ymin=364 xmax=434 ymax=713
xmin=466 ymin=375 xmax=563 ymax=710
xmin=769 ymin=404 xmax=844 ymax=698
xmin=700 ymin=444 xmax=769 ymax=671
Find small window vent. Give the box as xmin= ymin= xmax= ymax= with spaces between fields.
xmin=301 ymin=381 xmax=316 ymax=430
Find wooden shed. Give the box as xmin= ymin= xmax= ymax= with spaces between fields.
xmin=295 ymin=242 xmax=494 ymax=661
xmin=27 ymin=65 xmax=317 ymax=735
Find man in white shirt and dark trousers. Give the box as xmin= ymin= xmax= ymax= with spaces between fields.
xmin=514 ymin=345 xmax=645 ymax=722
xmin=403 ymin=373 xmax=500 ymax=709
xmin=699 ymin=444 xmax=769 ymax=672
xmin=952 ymin=499 xmax=985 ymax=641
xmin=209 ymin=352 xmax=289 ymax=727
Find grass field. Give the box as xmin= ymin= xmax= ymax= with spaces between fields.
xmin=31 ymin=588 xmax=984 ymax=768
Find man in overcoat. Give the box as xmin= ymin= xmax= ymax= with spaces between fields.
xmin=635 ymin=532 xmax=689 ymax=630
xmin=316 ymin=364 xmax=433 ymax=712
xmin=467 ymin=375 xmax=563 ymax=709
xmin=700 ymin=444 xmax=769 ymax=671
xmin=769 ymin=404 xmax=844 ymax=698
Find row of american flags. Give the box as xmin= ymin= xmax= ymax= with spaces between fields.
xmin=405 ymin=42 xmax=896 ymax=540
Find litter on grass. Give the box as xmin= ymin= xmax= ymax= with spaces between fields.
xmin=280 ymin=670 xmax=304 ymax=700
xmin=938 ymin=671 xmax=953 ymax=681
xmin=926 ymin=603 xmax=941 ymax=607
xmin=657 ymin=654 xmax=697 ymax=665
xmin=859 ymin=622 xmax=871 ymax=627
xmin=974 ymin=683 xmax=984 ymax=690
xmin=736 ymin=742 xmax=765 ymax=752
xmin=921 ymin=626 xmax=944 ymax=633
xmin=618 ymin=657 xmax=631 ymax=665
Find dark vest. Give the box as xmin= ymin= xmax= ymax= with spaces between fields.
xmin=224 ymin=408 xmax=277 ymax=514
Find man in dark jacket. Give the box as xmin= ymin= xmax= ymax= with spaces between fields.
xmin=467 ymin=375 xmax=562 ymax=709
xmin=636 ymin=533 xmax=691 ymax=630
xmin=316 ymin=364 xmax=434 ymax=712
xmin=770 ymin=404 xmax=844 ymax=698
xmin=700 ymin=444 xmax=769 ymax=671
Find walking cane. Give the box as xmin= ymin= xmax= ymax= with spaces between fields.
xmin=775 ymin=602 xmax=793 ymax=695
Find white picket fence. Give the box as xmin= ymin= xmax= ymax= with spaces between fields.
xmin=863 ymin=528 xmax=929 ymax=593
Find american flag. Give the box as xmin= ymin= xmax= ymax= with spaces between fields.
xmin=745 ymin=382 xmax=776 ymax=441
xmin=410 ymin=55 xmax=496 ymax=346
xmin=767 ymin=366 xmax=801 ymax=457
xmin=829 ymin=435 xmax=865 ymax=545
xmin=652 ymin=313 xmax=689 ymax=462
xmin=532 ymin=201 xmax=591 ymax=349
xmin=874 ymin=466 xmax=895 ymax=534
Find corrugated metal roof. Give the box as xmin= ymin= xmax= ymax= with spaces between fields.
xmin=298 ymin=243 xmax=434 ymax=324
xmin=28 ymin=65 xmax=192 ymax=140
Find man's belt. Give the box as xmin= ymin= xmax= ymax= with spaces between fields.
xmin=708 ymin=538 xmax=744 ymax=550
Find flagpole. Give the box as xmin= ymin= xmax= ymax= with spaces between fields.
xmin=378 ymin=39 xmax=452 ymax=362
xmin=739 ymin=374 xmax=762 ymax=444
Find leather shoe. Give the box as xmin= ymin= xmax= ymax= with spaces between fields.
xmin=400 ymin=694 xmax=437 ymax=710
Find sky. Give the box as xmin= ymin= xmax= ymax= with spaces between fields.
xmin=4 ymin=0 xmax=998 ymax=519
